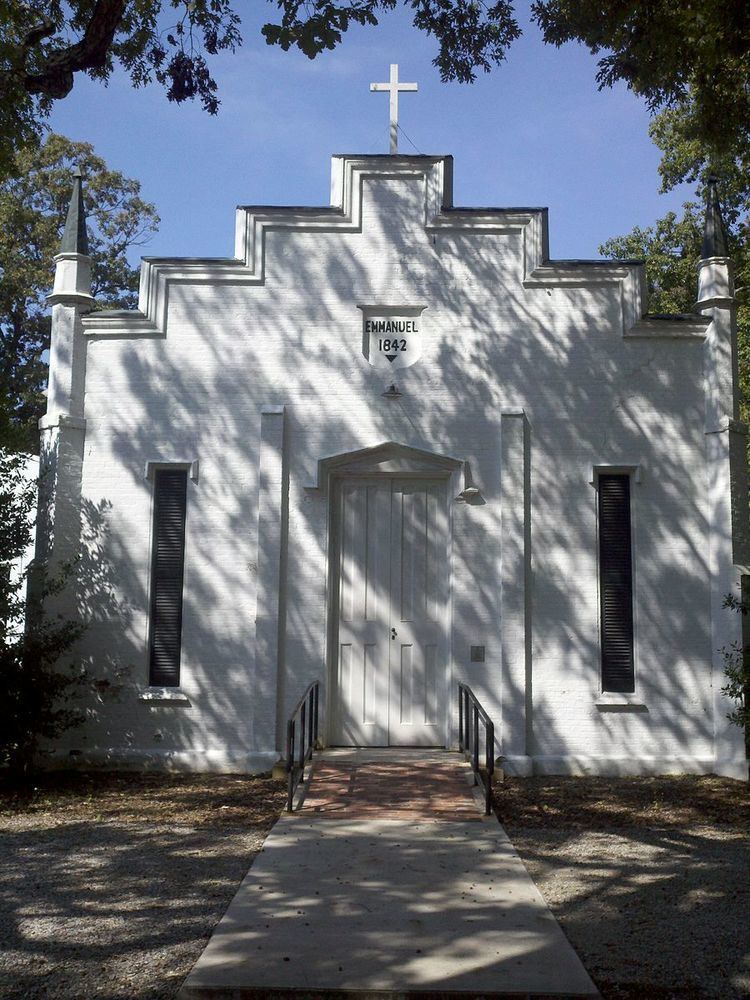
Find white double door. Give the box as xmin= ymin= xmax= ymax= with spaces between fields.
xmin=331 ymin=477 xmax=449 ymax=746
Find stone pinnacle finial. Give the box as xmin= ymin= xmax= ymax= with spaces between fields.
xmin=60 ymin=168 xmax=89 ymax=256
xmin=701 ymin=174 xmax=728 ymax=260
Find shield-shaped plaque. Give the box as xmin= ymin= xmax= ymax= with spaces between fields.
xmin=359 ymin=305 xmax=426 ymax=370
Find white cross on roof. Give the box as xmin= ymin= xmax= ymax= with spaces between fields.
xmin=370 ymin=64 xmax=418 ymax=154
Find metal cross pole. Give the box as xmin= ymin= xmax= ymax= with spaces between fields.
xmin=370 ymin=63 xmax=418 ymax=154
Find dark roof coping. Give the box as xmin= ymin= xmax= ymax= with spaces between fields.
xmin=140 ymin=255 xmax=240 ymax=264
xmin=446 ymin=205 xmax=547 ymax=214
xmin=84 ymin=309 xmax=133 ymax=317
xmin=235 ymin=205 xmax=343 ymax=213
xmin=544 ymin=258 xmax=644 ymax=267
xmin=331 ymin=152 xmax=451 ymax=159
xmin=644 ymin=312 xmax=704 ymax=322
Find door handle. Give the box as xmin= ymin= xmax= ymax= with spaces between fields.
xmin=391 ymin=627 xmax=397 ymax=639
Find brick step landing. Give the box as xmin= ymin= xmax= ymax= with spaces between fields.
xmin=295 ymin=750 xmax=484 ymax=820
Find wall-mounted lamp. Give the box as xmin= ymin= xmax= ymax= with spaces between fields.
xmin=381 ymin=383 xmax=402 ymax=399
xmin=455 ymin=487 xmax=482 ymax=503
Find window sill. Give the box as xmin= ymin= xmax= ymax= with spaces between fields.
xmin=596 ymin=692 xmax=648 ymax=711
xmin=139 ymin=687 xmax=190 ymax=704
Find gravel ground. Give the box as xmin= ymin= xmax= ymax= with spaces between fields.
xmin=509 ymin=824 xmax=749 ymax=1000
xmin=0 ymin=822 xmax=269 ymax=999
xmin=0 ymin=771 xmax=747 ymax=999
xmin=496 ymin=776 xmax=750 ymax=1000
xmin=0 ymin=773 xmax=286 ymax=1000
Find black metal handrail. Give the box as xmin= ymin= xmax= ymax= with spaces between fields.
xmin=458 ymin=682 xmax=495 ymax=815
xmin=285 ymin=680 xmax=320 ymax=812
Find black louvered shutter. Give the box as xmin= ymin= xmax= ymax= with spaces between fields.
xmin=598 ymin=474 xmax=635 ymax=692
xmin=148 ymin=469 xmax=188 ymax=686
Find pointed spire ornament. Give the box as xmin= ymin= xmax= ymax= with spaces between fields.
xmin=696 ymin=174 xmax=734 ymax=309
xmin=48 ymin=168 xmax=94 ymax=307
xmin=60 ymin=169 xmax=89 ymax=255
xmin=701 ymin=175 xmax=728 ymax=260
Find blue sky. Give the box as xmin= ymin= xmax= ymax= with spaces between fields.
xmin=49 ymin=5 xmax=696 ymax=264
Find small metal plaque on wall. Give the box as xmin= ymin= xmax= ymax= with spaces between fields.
xmin=359 ymin=304 xmax=426 ymax=371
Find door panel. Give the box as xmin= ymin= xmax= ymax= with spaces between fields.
xmin=388 ymin=480 xmax=447 ymax=746
xmin=331 ymin=477 xmax=448 ymax=747
xmin=334 ymin=480 xmax=390 ymax=745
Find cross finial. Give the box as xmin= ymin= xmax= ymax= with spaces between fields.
xmin=370 ymin=64 xmax=418 ymax=154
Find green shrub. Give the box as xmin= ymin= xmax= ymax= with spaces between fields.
xmin=721 ymin=593 xmax=750 ymax=755
xmin=1 ymin=450 xmax=85 ymax=777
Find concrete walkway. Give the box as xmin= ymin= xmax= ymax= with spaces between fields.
xmin=179 ymin=752 xmax=600 ymax=998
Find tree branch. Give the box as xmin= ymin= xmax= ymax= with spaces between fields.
xmin=22 ymin=0 xmax=128 ymax=100
xmin=21 ymin=12 xmax=56 ymax=51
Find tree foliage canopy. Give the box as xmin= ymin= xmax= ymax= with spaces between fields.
xmin=532 ymin=1 xmax=750 ymax=161
xmin=0 ymin=1 xmax=241 ymax=177
xmin=599 ymin=115 xmax=750 ymax=421
xmin=649 ymin=95 xmax=750 ymax=216
xmin=0 ymin=133 xmax=159 ymax=452
xmin=1 ymin=1 xmax=748 ymax=176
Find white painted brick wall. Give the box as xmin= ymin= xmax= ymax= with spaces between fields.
xmin=45 ymin=156 xmax=743 ymax=776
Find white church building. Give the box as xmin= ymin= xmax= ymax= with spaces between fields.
xmin=38 ymin=76 xmax=749 ymax=780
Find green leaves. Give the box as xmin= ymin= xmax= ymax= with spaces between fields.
xmin=0 ymin=0 xmax=524 ymax=163
xmin=261 ymin=0 xmax=520 ymax=82
xmin=531 ymin=0 xmax=750 ymax=160
xmin=720 ymin=596 xmax=750 ymax=739
xmin=0 ymin=134 xmax=159 ymax=452
xmin=599 ymin=207 xmax=706 ymax=317
xmin=650 ymin=97 xmax=750 ymax=222
xmin=409 ymin=0 xmax=521 ymax=82
xmin=262 ymin=0 xmax=390 ymax=59
xmin=1 ymin=1 xmax=748 ymax=178
xmin=0 ymin=449 xmax=87 ymax=776
xmin=0 ymin=1 xmax=242 ymax=169
xmin=601 ymin=82 xmax=749 ymax=414
xmin=599 ymin=182 xmax=749 ymax=470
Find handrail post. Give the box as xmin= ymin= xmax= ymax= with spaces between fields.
xmin=485 ymin=719 xmax=494 ymax=815
xmin=286 ymin=718 xmax=295 ymax=812
xmin=284 ymin=680 xmax=321 ymax=813
xmin=308 ymin=687 xmax=314 ymax=750
xmin=458 ymin=684 xmax=464 ymax=751
xmin=313 ymin=684 xmax=319 ymax=744
xmin=456 ymin=682 xmax=497 ymax=817
xmin=473 ymin=705 xmax=479 ymax=782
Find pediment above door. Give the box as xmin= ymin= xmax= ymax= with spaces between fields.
xmin=309 ymin=441 xmax=465 ymax=495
